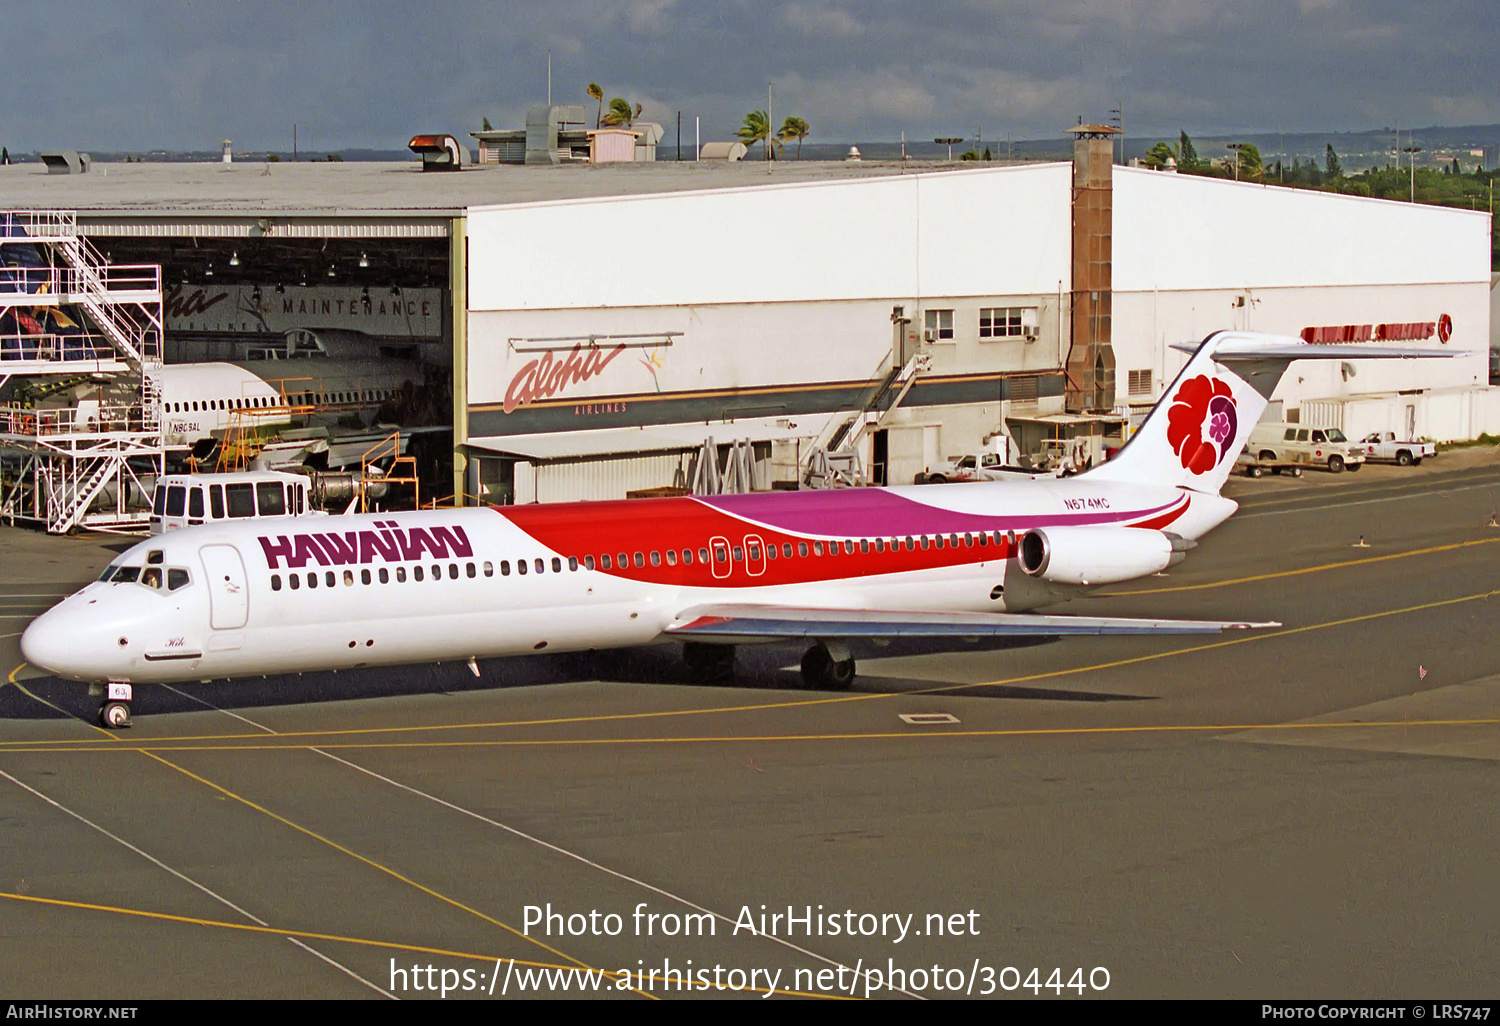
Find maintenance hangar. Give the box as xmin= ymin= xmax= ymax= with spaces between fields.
xmin=0 ymin=133 xmax=1491 ymax=523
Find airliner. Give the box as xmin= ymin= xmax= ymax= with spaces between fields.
xmin=21 ymin=331 xmax=1452 ymax=727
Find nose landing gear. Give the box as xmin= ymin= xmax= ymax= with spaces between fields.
xmin=97 ymin=682 xmax=133 ymax=729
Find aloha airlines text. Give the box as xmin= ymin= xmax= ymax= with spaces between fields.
xmin=503 ymin=342 xmax=626 ymax=413
xmin=258 ymin=521 xmax=473 ymax=569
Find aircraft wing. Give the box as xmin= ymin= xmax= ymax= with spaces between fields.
xmin=664 ymin=604 xmax=1279 ymax=644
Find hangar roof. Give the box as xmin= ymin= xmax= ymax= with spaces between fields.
xmin=0 ymin=158 xmax=979 ymax=221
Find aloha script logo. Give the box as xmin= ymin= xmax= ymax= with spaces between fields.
xmin=164 ymin=284 xmax=230 ymax=319
xmin=259 ymin=520 xmax=473 ymax=569
xmin=503 ymin=342 xmax=626 ymax=414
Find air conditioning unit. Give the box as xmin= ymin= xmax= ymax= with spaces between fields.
xmin=923 ymin=329 xmax=936 ymax=343
xmin=1023 ymin=328 xmax=1040 ymax=343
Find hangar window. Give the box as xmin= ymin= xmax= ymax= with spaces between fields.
xmin=979 ymin=307 xmax=1025 ymax=338
xmin=924 ymin=309 xmax=954 ymax=341
xmin=1128 ymin=369 xmax=1152 ymax=396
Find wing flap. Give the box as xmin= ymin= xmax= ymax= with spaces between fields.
xmin=665 ymin=604 xmax=1278 ymax=644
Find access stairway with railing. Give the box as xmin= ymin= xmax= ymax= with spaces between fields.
xmin=0 ymin=210 xmax=165 ymax=534
xmin=802 ymin=350 xmax=929 ymax=489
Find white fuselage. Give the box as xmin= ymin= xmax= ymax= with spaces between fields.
xmin=22 ymin=477 xmax=1236 ymax=686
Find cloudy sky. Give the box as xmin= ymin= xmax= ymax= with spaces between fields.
xmin=2 ymin=0 xmax=1495 ymax=153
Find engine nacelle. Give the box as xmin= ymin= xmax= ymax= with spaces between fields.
xmin=1017 ymin=527 xmax=1193 ymax=586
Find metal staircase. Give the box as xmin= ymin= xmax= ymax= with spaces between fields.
xmin=0 ymin=210 xmax=164 ymax=533
xmin=802 ymin=351 xmax=929 ymax=488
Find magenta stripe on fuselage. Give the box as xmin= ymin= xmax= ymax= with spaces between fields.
xmin=696 ymin=489 xmax=1182 ymax=537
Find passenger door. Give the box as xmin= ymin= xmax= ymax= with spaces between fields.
xmin=199 ymin=545 xmax=249 ymax=629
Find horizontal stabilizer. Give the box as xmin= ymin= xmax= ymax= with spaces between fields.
xmin=666 ymin=604 xmax=1279 ymax=645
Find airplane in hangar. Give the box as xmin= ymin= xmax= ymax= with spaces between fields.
xmin=21 ymin=331 xmax=1455 ymax=727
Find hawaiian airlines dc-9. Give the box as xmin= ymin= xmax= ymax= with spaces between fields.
xmin=21 ymin=332 xmax=1454 ymax=727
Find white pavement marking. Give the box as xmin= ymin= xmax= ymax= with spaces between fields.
xmin=0 ymin=767 xmax=396 ymax=999
xmin=164 ymin=686 xmax=923 ymax=1000
xmin=1238 ymin=481 xmax=1500 ymax=519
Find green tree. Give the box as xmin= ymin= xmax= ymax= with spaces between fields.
xmin=959 ymin=148 xmax=980 ymax=161
xmin=776 ymin=115 xmax=810 ymax=159
xmin=602 ymin=97 xmax=643 ymax=128
xmin=982 ymin=146 xmax=992 ymax=161
xmin=1229 ymin=142 xmax=1262 ymax=180
xmin=1178 ymin=131 xmax=1198 ymax=170
xmin=1143 ymin=140 xmax=1177 ymax=169
xmin=587 ymin=83 xmax=604 ymax=128
xmin=1325 ymin=144 xmax=1342 ymax=178
xmin=738 ymin=109 xmax=775 ymax=158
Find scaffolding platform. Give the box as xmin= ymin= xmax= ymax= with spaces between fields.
xmin=0 ymin=210 xmax=164 ymax=533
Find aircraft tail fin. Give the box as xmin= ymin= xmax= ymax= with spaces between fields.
xmin=1084 ymin=330 xmax=1458 ymax=494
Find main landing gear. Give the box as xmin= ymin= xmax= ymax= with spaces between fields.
xmin=683 ymin=642 xmax=736 ymax=685
xmin=95 ymin=682 xmax=133 ymax=729
xmin=800 ymin=642 xmax=856 ymax=691
xmin=680 ymin=641 xmax=858 ymax=690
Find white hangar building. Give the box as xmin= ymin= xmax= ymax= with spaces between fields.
xmin=462 ymin=133 xmax=1492 ymax=501
xmin=1 ymin=135 xmax=1491 ymax=511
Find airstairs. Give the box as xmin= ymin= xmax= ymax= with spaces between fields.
xmin=802 ymin=351 xmax=929 ymax=489
xmin=0 ymin=211 xmax=164 ymax=533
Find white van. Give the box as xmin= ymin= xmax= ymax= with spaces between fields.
xmin=1247 ymin=422 xmax=1366 ymax=473
xmin=149 ymin=470 xmax=321 ymax=534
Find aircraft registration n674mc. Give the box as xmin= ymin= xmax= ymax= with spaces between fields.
xmin=22 ymin=331 xmax=1457 ymax=728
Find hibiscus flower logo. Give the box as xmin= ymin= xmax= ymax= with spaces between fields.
xmin=1165 ymin=375 xmax=1238 ymax=475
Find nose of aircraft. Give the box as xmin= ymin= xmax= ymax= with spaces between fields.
xmin=20 ymin=606 xmax=77 ymax=677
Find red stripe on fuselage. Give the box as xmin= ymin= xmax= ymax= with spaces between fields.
xmin=498 ymin=490 xmax=1189 ymax=589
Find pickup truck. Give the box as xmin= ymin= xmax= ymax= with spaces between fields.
xmin=919 ymin=451 xmax=1011 ymax=484
xmin=1359 ymin=432 xmax=1436 ymax=466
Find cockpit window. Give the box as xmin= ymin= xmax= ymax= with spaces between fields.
xmin=99 ymin=564 xmax=118 ymax=581
xmin=141 ymin=568 xmax=163 ymax=589
xmin=146 ymin=550 xmax=164 ymax=565
xmin=167 ymin=568 xmax=190 ymax=591
xmin=110 ymin=566 xmax=141 ymax=583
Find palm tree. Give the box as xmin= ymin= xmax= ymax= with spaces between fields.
xmin=739 ymin=110 xmax=773 ymax=159
xmin=602 ymin=97 xmax=643 ymax=128
xmin=587 ymin=83 xmax=604 ymax=128
xmin=776 ymin=116 xmax=810 ymax=159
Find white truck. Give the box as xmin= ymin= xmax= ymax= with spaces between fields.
xmin=1359 ymin=432 xmax=1436 ymax=466
xmin=1247 ymin=422 xmax=1367 ymax=473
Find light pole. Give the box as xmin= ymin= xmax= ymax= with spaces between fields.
xmin=1402 ymin=144 xmax=1422 ymax=202
xmin=934 ymin=137 xmax=963 ymax=161
xmin=1227 ymin=143 xmax=1248 ymax=182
